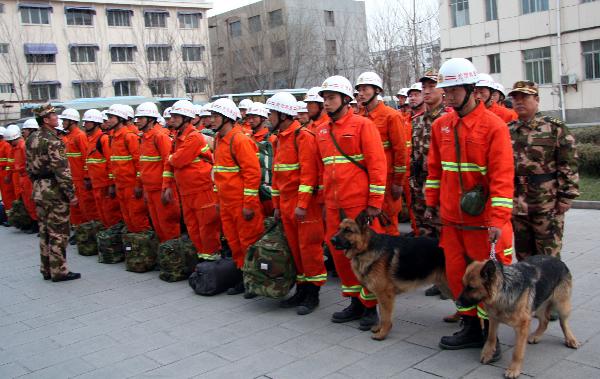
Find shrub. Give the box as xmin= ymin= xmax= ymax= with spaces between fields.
xmin=577 ymin=143 xmax=600 ymax=176
xmin=571 ymin=125 xmax=600 ymax=145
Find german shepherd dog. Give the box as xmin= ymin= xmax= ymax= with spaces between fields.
xmin=331 ymin=211 xmax=449 ymax=340
xmin=458 ymin=255 xmax=579 ymax=379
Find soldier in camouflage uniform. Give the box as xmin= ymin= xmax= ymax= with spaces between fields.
xmin=508 ymin=81 xmax=579 ymax=261
xmin=26 ymin=104 xmax=81 ymax=282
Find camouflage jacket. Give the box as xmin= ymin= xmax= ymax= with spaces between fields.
xmin=509 ymin=113 xmax=579 ymax=216
xmin=26 ymin=127 xmax=75 ymax=203
xmin=410 ymin=103 xmax=446 ymax=181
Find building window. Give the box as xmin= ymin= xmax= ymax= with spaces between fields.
xmin=273 ymin=71 xmax=287 ymax=89
xmin=269 ymin=9 xmax=283 ymax=28
xmin=25 ymin=54 xmax=55 ymax=63
xmin=182 ymin=45 xmax=204 ymax=61
xmin=0 ymin=83 xmax=14 ymax=93
xmin=488 ymin=53 xmax=501 ymax=73
xmin=73 ymin=81 xmax=101 ymax=98
xmin=144 ymin=11 xmax=168 ymax=28
xmin=113 ymin=80 xmax=137 ymax=96
xmin=248 ymin=15 xmax=261 ymax=33
xmin=148 ymin=79 xmax=173 ymax=96
xmin=65 ymin=8 xmax=94 ymax=26
xmin=583 ymin=39 xmax=600 ymax=79
xmin=522 ymin=0 xmax=549 ymax=14
xmin=229 ymin=20 xmax=241 ymax=37
xmin=70 ymin=46 xmax=97 ymax=63
xmin=326 ymin=40 xmax=337 ymax=55
xmin=21 ymin=7 xmax=50 ymax=24
xmin=485 ymin=0 xmax=498 ymax=21
xmin=324 ymin=10 xmax=335 ymax=26
xmin=0 ymin=4 xmax=4 ymax=13
xmin=0 ymin=43 xmax=8 ymax=54
xmin=147 ymin=46 xmax=171 ymax=62
xmin=29 ymin=83 xmax=59 ymax=101
xmin=107 ymin=9 xmax=132 ymax=27
xmin=178 ymin=13 xmax=200 ymax=28
xmin=110 ymin=46 xmax=135 ymax=62
xmin=524 ymin=47 xmax=552 ymax=84
xmin=450 ymin=0 xmax=469 ymax=27
xmin=184 ymin=77 xmax=206 ymax=93
xmin=581 ymin=0 xmax=597 ymax=3
xmin=271 ymin=40 xmax=286 ymax=58
xmin=251 ymin=46 xmax=263 ymax=61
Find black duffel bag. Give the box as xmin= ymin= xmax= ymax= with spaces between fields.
xmin=188 ymin=256 xmax=242 ymax=296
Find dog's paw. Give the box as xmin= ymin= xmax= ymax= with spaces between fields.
xmin=371 ymin=324 xmax=381 ymax=333
xmin=480 ymin=348 xmax=495 ymax=364
xmin=527 ymin=334 xmax=541 ymax=344
xmin=371 ymin=332 xmax=387 ymax=341
xmin=565 ymin=337 xmax=580 ymax=349
xmin=504 ymin=367 xmax=521 ymax=379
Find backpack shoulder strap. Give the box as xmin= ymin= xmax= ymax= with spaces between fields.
xmin=229 ymin=131 xmax=241 ymax=166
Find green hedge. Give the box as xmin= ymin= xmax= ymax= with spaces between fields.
xmin=571 ymin=126 xmax=600 ymax=145
xmin=577 ymin=143 xmax=600 ymax=176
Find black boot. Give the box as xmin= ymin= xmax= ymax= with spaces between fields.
xmin=297 ymin=284 xmax=320 ymax=315
xmin=280 ymin=284 xmax=306 ymax=308
xmin=227 ymin=281 xmax=245 ymax=295
xmin=68 ymin=233 xmax=77 ymax=246
xmin=359 ymin=306 xmax=379 ymax=331
xmin=425 ymin=285 xmax=441 ymax=296
xmin=52 ymin=272 xmax=81 ymax=282
xmin=439 ymin=316 xmax=485 ymax=350
xmin=332 ymin=297 xmax=364 ymax=323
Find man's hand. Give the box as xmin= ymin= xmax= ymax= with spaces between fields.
xmin=134 ymin=186 xmax=143 ymax=199
xmin=161 ymin=187 xmax=173 ymax=205
xmin=83 ymin=178 xmax=92 ymax=190
xmin=488 ymin=226 xmax=502 ymax=244
xmin=295 ymin=207 xmax=307 ymax=221
xmin=107 ymin=184 xmax=116 ymax=199
xmin=366 ymin=206 xmax=381 ymax=218
xmin=70 ymin=196 xmax=79 ymax=208
xmin=555 ymin=200 xmax=571 ymax=215
xmin=242 ymin=207 xmax=255 ymax=221
xmin=391 ymin=184 xmax=403 ymax=201
xmin=273 ymin=208 xmax=281 ymax=221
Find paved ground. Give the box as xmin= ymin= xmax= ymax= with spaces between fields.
xmin=1 ymin=209 xmax=599 ymax=379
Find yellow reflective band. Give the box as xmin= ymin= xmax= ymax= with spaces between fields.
xmin=0 ymin=158 xmax=7 ymax=162
xmin=425 ymin=179 xmax=440 ymax=189
xmin=83 ymin=165 xmax=88 ymax=170
xmin=304 ymin=273 xmax=327 ymax=282
xmin=491 ymin=197 xmax=513 ymax=209
xmin=341 ymin=285 xmax=361 ymax=293
xmin=359 ymin=288 xmax=377 ymax=301
xmin=298 ymin=185 xmax=313 ymax=193
xmin=197 ymin=253 xmax=218 ymax=260
xmin=441 ymin=161 xmax=488 ymax=175
xmin=192 ymin=157 xmax=207 ymax=163
xmin=7 ymin=158 xmax=15 ymax=162
xmin=504 ymin=247 xmax=513 ymax=256
xmin=162 ymin=171 xmax=174 ymax=178
xmin=322 ymin=154 xmax=365 ymax=165
xmin=406 ymin=141 xmax=412 ymax=147
xmin=136 ymin=172 xmax=141 ymax=177
xmin=477 ymin=305 xmax=488 ymax=320
xmin=274 ymin=163 xmax=300 ymax=171
xmin=213 ymin=185 xmax=218 ymax=193
xmin=256 ymin=153 xmax=260 ymax=158
xmin=394 ymin=165 xmax=407 ymax=173
xmin=140 ymin=155 xmax=162 ymax=162
xmin=110 ymin=155 xmax=133 ymax=161
xmin=108 ymin=173 xmax=114 ymax=179
xmin=456 ymin=304 xmax=476 ymax=312
xmin=66 ymin=152 xmax=82 ymax=157
xmin=296 ymin=274 xmax=306 ymax=281
xmin=243 ymin=188 xmax=259 ymax=196
xmin=213 ymin=165 xmax=240 ymax=173
xmin=382 ymin=141 xmax=391 ymax=148
xmin=271 ymin=189 xmax=280 ymax=196
xmin=369 ymin=184 xmax=386 ymax=195
xmin=86 ymin=158 xmax=106 ymax=164
xmin=201 ymin=145 xmax=210 ymax=153
xmin=5 ymin=167 xmax=10 ymax=171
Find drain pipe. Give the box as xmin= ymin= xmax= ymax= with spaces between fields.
xmin=556 ymin=0 xmax=567 ymax=121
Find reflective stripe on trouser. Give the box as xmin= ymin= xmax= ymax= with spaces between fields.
xmin=34 ymin=197 xmax=69 ymax=279
xmin=325 ymin=206 xmax=380 ymax=308
xmin=74 ymin=180 xmax=100 ymax=223
xmin=92 ymin=186 xmax=122 ymax=228
xmin=146 ymin=187 xmax=181 ymax=242
xmin=0 ymin=171 xmax=16 ymax=211
xmin=181 ymin=190 xmax=221 ymax=259
xmin=440 ymin=222 xmax=510 ymax=317
xmin=220 ymin=201 xmax=264 ymax=269
xmin=280 ymin=198 xmax=327 ymax=286
xmin=20 ymin=175 xmax=38 ymax=221
xmin=382 ymin=179 xmax=402 ymax=236
xmin=115 ymin=186 xmax=150 ymax=233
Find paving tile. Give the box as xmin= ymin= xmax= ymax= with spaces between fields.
xmin=196 ymin=349 xmax=298 ymax=379
xmin=138 ymin=352 xmax=227 ymax=378
xmin=211 ymin=326 xmax=301 ymax=361
xmin=18 ymin=357 xmax=95 ymax=379
xmin=539 ymin=359 xmax=600 ymax=379
xmin=0 ymin=362 xmax=30 ymax=378
xmin=414 ymin=349 xmax=482 ymax=378
xmin=73 ymin=355 xmax=161 ymax=379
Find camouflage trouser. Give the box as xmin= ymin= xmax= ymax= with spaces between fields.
xmin=513 ymin=212 xmax=564 ymax=261
xmin=409 ymin=174 xmax=440 ymax=238
xmin=35 ymin=198 xmax=70 ymax=279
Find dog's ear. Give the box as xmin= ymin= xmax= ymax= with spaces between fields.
xmin=355 ymin=210 xmax=371 ymax=230
xmin=480 ymin=260 xmax=497 ymax=283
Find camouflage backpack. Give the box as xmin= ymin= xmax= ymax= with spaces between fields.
xmin=7 ymin=200 xmax=34 ymax=231
xmin=75 ymin=220 xmax=103 ymax=256
xmin=158 ymin=235 xmax=198 ymax=282
xmin=123 ymin=230 xmax=159 ymax=273
xmin=243 ymin=217 xmax=296 ymax=298
xmin=97 ymin=222 xmax=126 ymax=264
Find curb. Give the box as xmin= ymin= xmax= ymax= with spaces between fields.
xmin=572 ymin=200 xmax=600 ymax=210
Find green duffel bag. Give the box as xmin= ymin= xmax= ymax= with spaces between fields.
xmin=123 ymin=230 xmax=159 ymax=273
xmin=97 ymin=222 xmax=126 ymax=264
xmin=8 ymin=200 xmax=34 ymax=230
xmin=243 ymin=217 xmax=296 ymax=299
xmin=158 ymin=235 xmax=197 ymax=282
xmin=75 ymin=220 xmax=103 ymax=256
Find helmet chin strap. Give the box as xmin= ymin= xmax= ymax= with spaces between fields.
xmin=309 ymin=104 xmax=324 ymax=121
xmin=411 ymin=101 xmax=424 ymax=110
xmin=453 ymin=85 xmax=475 ymax=113
xmin=327 ymin=97 xmax=350 ymax=119
xmin=139 ymin=118 xmax=153 ymax=132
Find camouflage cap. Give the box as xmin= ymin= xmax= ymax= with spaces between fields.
xmin=509 ymin=80 xmax=539 ymax=96
xmin=33 ymin=104 xmax=56 ymax=118
xmin=419 ymin=69 xmax=439 ymax=83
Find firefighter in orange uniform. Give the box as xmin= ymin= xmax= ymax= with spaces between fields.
xmin=135 ymin=102 xmax=181 ymax=242
xmin=304 ymin=87 xmax=329 ymax=133
xmin=316 ymin=75 xmax=387 ymax=331
xmin=356 ymin=72 xmax=407 ymax=235
xmin=162 ymin=100 xmax=221 ymax=259
xmin=237 ymin=98 xmax=254 ymax=135
xmin=105 ymin=104 xmax=150 ymax=233
xmin=0 ymin=126 xmax=17 ymax=219
xmin=83 ymin=110 xmax=122 ymax=228
xmin=424 ymin=58 xmax=514 ymax=355
xmin=211 ymin=98 xmax=264 ymax=297
xmin=13 ymin=120 xmax=39 ymax=230
xmin=475 ymin=74 xmax=518 ymax=123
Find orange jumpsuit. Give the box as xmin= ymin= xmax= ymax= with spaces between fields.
xmin=359 ymin=102 xmax=407 ymax=235
xmin=272 ymin=121 xmax=327 ymax=285
xmin=251 ymin=127 xmax=277 ymax=217
xmin=425 ymin=102 xmax=515 ymax=318
xmin=110 ymin=127 xmax=150 ymax=233
xmin=85 ymin=129 xmax=122 ymax=228
xmin=214 ymin=125 xmax=264 ymax=268
xmin=1 ymin=140 xmax=16 ymax=211
xmin=11 ymin=139 xmax=37 ymax=220
xmin=65 ymin=127 xmax=99 ymax=224
xmin=488 ymin=102 xmax=518 ymax=124
xmin=316 ymin=110 xmax=387 ymax=308
xmin=140 ymin=126 xmax=181 ymax=242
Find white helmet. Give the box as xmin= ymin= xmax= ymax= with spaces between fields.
xmin=247 ymin=102 xmax=269 ymax=118
xmin=135 ymin=102 xmax=160 ymax=118
xmin=157 ymin=116 xmax=166 ymax=126
xmin=475 ymin=73 xmax=496 ymax=89
xmin=170 ymin=100 xmax=196 ymax=119
xmin=266 ymin=92 xmax=298 ymax=116
xmin=81 ymin=109 xmax=104 ymax=124
xmin=4 ymin=124 xmax=21 ymax=141
xmin=355 ymin=71 xmax=383 ymax=91
xmin=305 ymin=87 xmax=324 ymax=103
xmin=101 ymin=110 xmax=109 ymax=121
xmin=22 ymin=119 xmax=40 ymax=130
xmin=396 ymin=88 xmax=409 ymax=97
xmin=211 ymin=98 xmax=241 ymax=121
xmin=59 ymin=108 xmax=80 ymax=123
xmin=436 ymin=58 xmax=479 ymax=88
xmin=238 ymin=98 xmax=253 ymax=110
xmin=0 ymin=126 xmax=5 ymax=137
xmin=163 ymin=107 xmax=172 ymax=119
xmin=123 ymin=105 xmax=135 ymax=120
xmin=105 ymin=104 xmax=130 ymax=120
xmin=407 ymin=82 xmax=422 ymax=95
xmin=350 ymin=99 xmax=357 ymax=105
xmin=198 ymin=104 xmax=211 ymax=117
xmin=319 ymin=76 xmax=354 ymax=98
xmin=494 ymin=83 xmax=507 ymax=98
xmin=297 ymin=101 xmax=308 ymax=113
xmin=55 ymin=121 xmax=65 ymax=133
xmin=192 ymin=104 xmax=204 ymax=117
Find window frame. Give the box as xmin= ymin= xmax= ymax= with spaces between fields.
xmin=65 ymin=9 xmax=94 ymax=26
xmin=450 ymin=0 xmax=470 ymax=27
xmin=178 ymin=13 xmax=200 ymax=29
xmin=146 ymin=46 xmax=171 ymax=62
xmin=73 ymin=81 xmax=101 ymax=98
xmin=582 ymin=39 xmax=600 ymax=80
xmin=107 ymin=9 xmax=132 ymax=27
xmin=70 ymin=46 xmax=97 ymax=63
xmin=144 ymin=12 xmax=168 ymax=28
xmin=0 ymin=83 xmax=15 ymax=93
xmin=20 ymin=7 xmax=50 ymax=25
xmin=485 ymin=0 xmax=498 ymax=21
xmin=488 ymin=53 xmax=501 ymax=74
xmin=25 ymin=54 xmax=56 ymax=64
xmin=271 ymin=40 xmax=286 ymax=58
xmin=113 ymin=80 xmax=138 ymax=96
xmin=324 ymin=10 xmax=335 ymax=26
xmin=184 ymin=77 xmax=206 ymax=94
xmin=29 ymin=83 xmax=59 ymax=101
xmin=248 ymin=15 xmax=261 ymax=33
xmin=268 ymin=9 xmax=283 ymax=28
xmin=148 ymin=78 xmax=173 ymax=96
xmin=182 ymin=46 xmax=204 ymax=62
xmin=229 ymin=20 xmax=242 ymax=37
xmin=0 ymin=43 xmax=8 ymax=54
xmin=326 ymin=39 xmax=337 ymax=55
xmin=110 ymin=46 xmax=135 ymax=63
xmin=521 ymin=0 xmax=549 ymax=15
xmin=523 ymin=46 xmax=552 ymax=84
